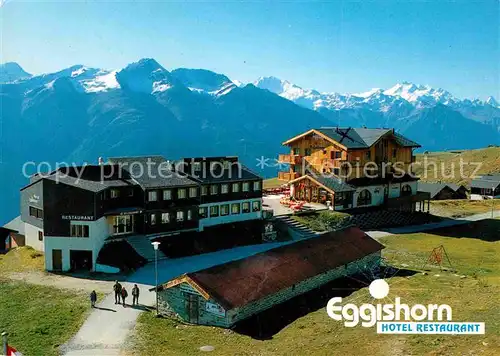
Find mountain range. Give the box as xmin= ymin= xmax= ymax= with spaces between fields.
xmin=0 ymin=59 xmax=499 ymax=223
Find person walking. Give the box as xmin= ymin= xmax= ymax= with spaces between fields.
xmin=132 ymin=284 xmax=140 ymax=306
xmin=121 ymin=286 xmax=128 ymax=307
xmin=113 ymin=280 xmax=122 ymax=304
xmin=90 ymin=290 xmax=97 ymax=308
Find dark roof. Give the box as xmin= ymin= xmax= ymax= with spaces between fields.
xmin=184 ymin=227 xmax=384 ymax=309
xmin=303 ymin=171 xmax=355 ymax=192
xmin=417 ymin=182 xmax=466 ymax=198
xmin=471 ymin=174 xmax=500 ymax=189
xmin=46 ymin=173 xmax=135 ymax=193
xmin=178 ymin=158 xmax=261 ymax=184
xmin=109 ymin=156 xmax=200 ymax=188
xmin=314 ymin=127 xmax=420 ymax=149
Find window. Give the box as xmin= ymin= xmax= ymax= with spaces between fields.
xmin=189 ymin=187 xmax=197 ymax=198
xmin=365 ymin=151 xmax=371 ymax=160
xmin=187 ymin=210 xmax=192 ymax=220
xmin=201 ymin=186 xmax=208 ymax=196
xmin=193 ymin=162 xmax=201 ymax=172
xmin=110 ymin=189 xmax=120 ymax=199
xmin=161 ymin=212 xmax=170 ymax=224
xmin=401 ymin=184 xmax=412 ymax=197
xmin=231 ymin=203 xmax=240 ymax=214
xmin=113 ymin=215 xmax=133 ymax=234
xmin=242 ymin=182 xmax=250 ymax=192
xmin=253 ymin=181 xmax=261 ymax=191
xmin=392 ymin=148 xmax=397 ymax=158
xmin=252 ymin=200 xmax=261 ymax=212
xmin=210 ymin=185 xmax=218 ymax=195
xmin=163 ymin=189 xmax=172 ymax=200
xmin=148 ymin=191 xmax=158 ymax=202
xmin=210 ymin=205 xmax=219 ymax=217
xmin=38 ymin=231 xmax=43 ymax=241
xmin=150 ymin=213 xmax=157 ymax=225
xmin=29 ymin=206 xmax=43 ymax=219
xmin=176 ymin=211 xmax=184 ymax=222
xmin=335 ymin=151 xmax=342 ymax=159
xmin=221 ymin=184 xmax=229 ymax=194
xmin=305 ymin=148 xmax=312 ymax=156
xmin=220 ymin=204 xmax=229 ymax=216
xmin=232 ymin=182 xmax=240 ymax=193
xmin=177 ymin=188 xmax=187 ymax=199
xmin=293 ymin=148 xmax=300 ymax=155
xmin=333 ymin=168 xmax=340 ymax=176
xmin=242 ymin=202 xmax=250 ymax=213
xmin=70 ymin=224 xmax=89 ymax=238
xmin=357 ymin=189 xmax=372 ymax=206
xmin=199 ymin=207 xmax=208 ymax=218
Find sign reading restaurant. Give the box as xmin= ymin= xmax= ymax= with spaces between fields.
xmin=61 ymin=215 xmax=94 ymax=221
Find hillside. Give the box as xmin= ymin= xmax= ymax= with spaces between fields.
xmin=414 ymin=147 xmax=500 ymax=186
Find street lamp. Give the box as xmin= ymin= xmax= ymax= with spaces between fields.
xmin=151 ymin=241 xmax=161 ymax=316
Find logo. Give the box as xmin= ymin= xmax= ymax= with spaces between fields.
xmin=326 ymin=278 xmax=485 ymax=334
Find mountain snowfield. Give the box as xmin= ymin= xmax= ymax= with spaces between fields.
xmin=0 ymin=59 xmax=499 ymax=223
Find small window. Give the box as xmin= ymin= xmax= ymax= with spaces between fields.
xmin=242 ymin=202 xmax=250 ymax=213
xmin=189 ymin=187 xmax=197 ymax=198
xmin=161 ymin=212 xmax=170 ymax=224
xmin=163 ymin=189 xmax=172 ymax=200
xmin=193 ymin=162 xmax=201 ymax=171
xmin=365 ymin=151 xmax=371 ymax=160
xmin=187 ymin=210 xmax=192 ymax=221
xmin=220 ymin=204 xmax=229 ymax=216
xmin=231 ymin=203 xmax=240 ymax=214
xmin=110 ymin=189 xmax=120 ymax=199
xmin=29 ymin=206 xmax=43 ymax=219
xmin=70 ymin=224 xmax=89 ymax=238
xmin=199 ymin=207 xmax=208 ymax=218
xmin=210 ymin=205 xmax=219 ymax=217
xmin=252 ymin=200 xmax=261 ymax=212
xmin=293 ymin=148 xmax=300 ymax=155
xmin=232 ymin=183 xmax=240 ymax=193
xmin=38 ymin=231 xmax=43 ymax=241
xmin=148 ymin=191 xmax=158 ymax=202
xmin=304 ymin=148 xmax=312 ymax=156
xmin=221 ymin=184 xmax=229 ymax=194
xmin=242 ymin=182 xmax=250 ymax=192
xmin=201 ymin=186 xmax=208 ymax=196
xmin=253 ymin=181 xmax=261 ymax=191
xmin=150 ymin=214 xmax=157 ymax=225
xmin=210 ymin=185 xmax=218 ymax=195
xmin=176 ymin=211 xmax=184 ymax=222
xmin=335 ymin=151 xmax=342 ymax=159
xmin=177 ymin=188 xmax=187 ymax=199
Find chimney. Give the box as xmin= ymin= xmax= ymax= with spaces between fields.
xmin=98 ymin=157 xmax=104 ymax=166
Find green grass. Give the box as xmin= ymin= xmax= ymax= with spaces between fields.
xmin=0 ymin=279 xmax=90 ymax=356
xmin=263 ymin=177 xmax=284 ymax=190
xmin=0 ymin=246 xmax=45 ymax=274
xmin=430 ymin=199 xmax=498 ymax=218
xmin=131 ymin=219 xmax=500 ymax=355
xmin=414 ymin=147 xmax=500 ymax=186
xmin=291 ymin=210 xmax=350 ymax=232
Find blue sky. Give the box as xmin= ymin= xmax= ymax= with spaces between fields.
xmin=1 ymin=0 xmax=498 ymax=99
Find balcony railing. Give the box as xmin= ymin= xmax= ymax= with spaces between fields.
xmin=278 ymin=154 xmax=302 ymax=165
xmin=278 ymin=171 xmax=299 ymax=181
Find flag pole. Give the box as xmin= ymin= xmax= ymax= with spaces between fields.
xmin=2 ymin=331 xmax=8 ymax=356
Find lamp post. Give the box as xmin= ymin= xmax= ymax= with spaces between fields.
xmin=2 ymin=332 xmax=8 ymax=356
xmin=151 ymin=241 xmax=161 ymax=316
xmin=492 ymin=184 xmax=495 ymax=218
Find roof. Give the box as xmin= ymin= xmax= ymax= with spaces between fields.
xmin=3 ymin=216 xmax=25 ymax=235
xmin=289 ymin=172 xmax=355 ymax=193
xmin=109 ymin=156 xmax=200 ymax=188
xmin=285 ymin=127 xmax=420 ymax=149
xmin=178 ymin=158 xmax=262 ymax=184
xmin=45 ymin=173 xmax=135 ymax=193
xmin=417 ymin=182 xmax=466 ymax=198
xmin=471 ymin=174 xmax=500 ymax=189
xmin=169 ymin=227 xmax=384 ymax=310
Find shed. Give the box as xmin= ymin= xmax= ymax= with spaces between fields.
xmin=157 ymin=226 xmax=384 ymax=327
xmin=2 ymin=216 xmax=26 ymax=251
xmin=470 ymin=174 xmax=500 ymax=200
xmin=417 ymin=182 xmax=468 ymax=200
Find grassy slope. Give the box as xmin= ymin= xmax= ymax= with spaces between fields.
xmin=131 ymin=220 xmax=500 ymax=356
xmin=414 ymin=147 xmax=500 ymax=186
xmin=0 ymin=248 xmax=90 ymax=356
xmin=263 ymin=177 xmax=284 ymax=190
xmin=430 ymin=199 xmax=499 ymax=218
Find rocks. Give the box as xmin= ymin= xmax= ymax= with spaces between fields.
xmin=200 ymin=345 xmax=215 ymax=352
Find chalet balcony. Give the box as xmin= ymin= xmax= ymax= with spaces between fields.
xmin=278 ymin=171 xmax=299 ymax=181
xmin=278 ymin=154 xmax=302 ymax=165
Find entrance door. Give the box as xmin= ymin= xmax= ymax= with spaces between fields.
xmin=52 ymin=249 xmax=62 ymax=270
xmin=185 ymin=293 xmax=199 ymax=323
xmin=70 ymin=250 xmax=93 ymax=271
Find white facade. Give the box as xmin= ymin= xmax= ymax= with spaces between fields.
xmin=44 ymin=217 xmax=109 ymax=272
xmin=351 ymin=181 xmax=418 ymax=209
xmin=24 ymin=222 xmax=45 ymax=252
xmin=199 ymin=198 xmax=262 ymax=231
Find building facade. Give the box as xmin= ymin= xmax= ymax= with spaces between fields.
xmin=278 ymin=127 xmax=426 ymax=211
xmin=20 ymin=156 xmax=263 ymax=272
